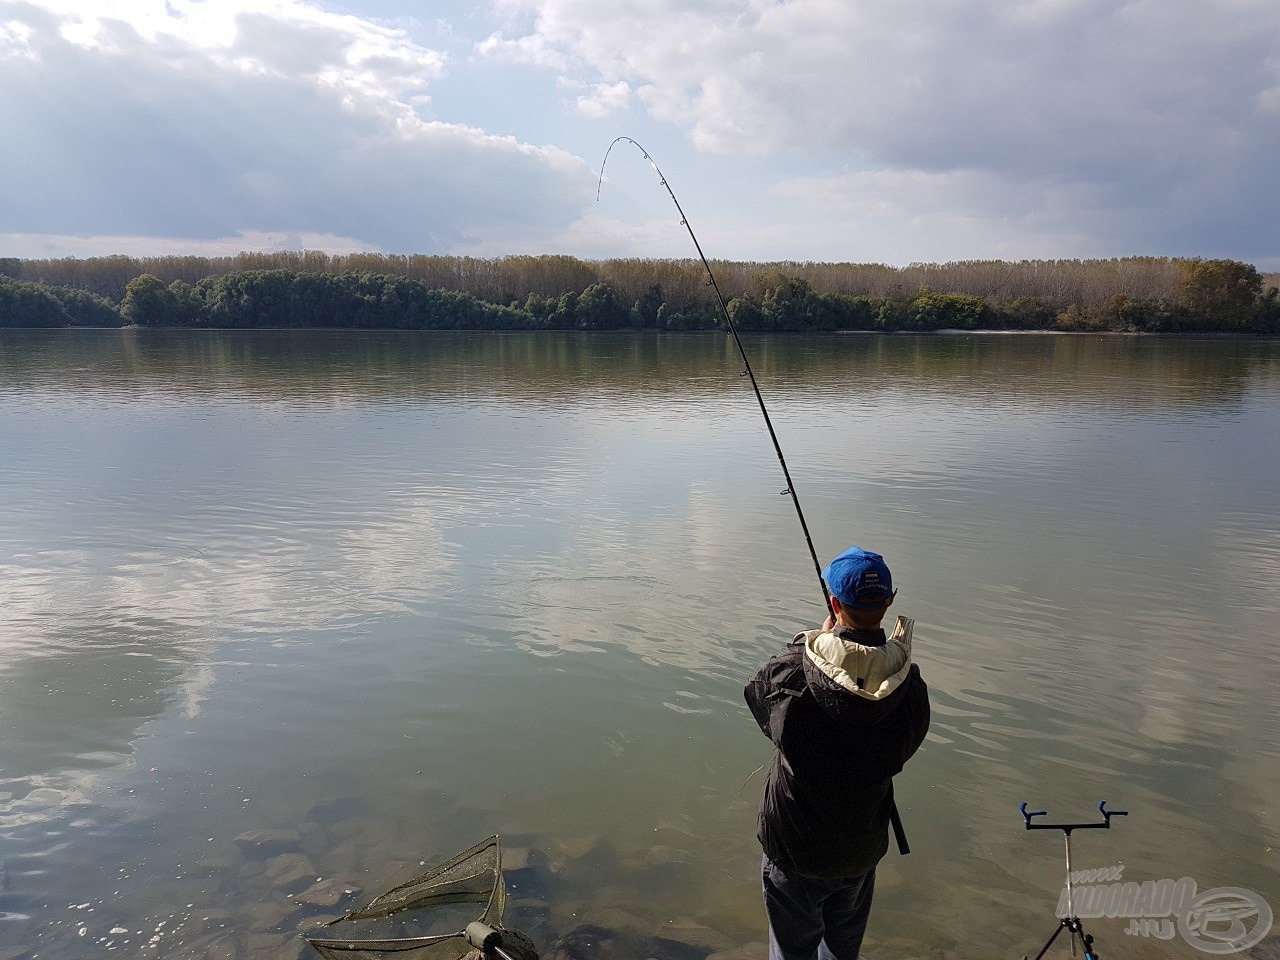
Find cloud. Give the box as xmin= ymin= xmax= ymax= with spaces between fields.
xmin=575 ymin=79 xmax=630 ymax=118
xmin=6 ymin=0 xmax=1277 ymax=263
xmin=0 ymin=0 xmax=593 ymax=255
xmin=0 ymin=229 xmax=379 ymax=259
xmin=476 ymin=26 xmax=569 ymax=71
xmin=480 ymin=0 xmax=1280 ymax=262
xmin=766 ymin=168 xmax=1098 ymax=262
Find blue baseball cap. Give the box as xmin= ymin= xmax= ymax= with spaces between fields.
xmin=822 ymin=547 xmax=896 ymax=609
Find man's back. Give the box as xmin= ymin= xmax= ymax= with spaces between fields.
xmin=747 ymin=545 xmax=930 ymax=960
xmin=746 ymin=626 xmax=929 ymax=878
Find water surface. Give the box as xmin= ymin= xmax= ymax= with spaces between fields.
xmin=2 ymin=330 xmax=1277 ymax=958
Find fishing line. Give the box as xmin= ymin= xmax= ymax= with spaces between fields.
xmin=598 ymin=136 xmax=832 ymax=616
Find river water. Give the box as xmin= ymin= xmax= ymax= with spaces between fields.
xmin=1 ymin=329 xmax=1277 ymax=959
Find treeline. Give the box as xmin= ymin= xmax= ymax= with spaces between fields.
xmin=5 ymin=251 xmax=1279 ymax=309
xmin=2 ymin=254 xmax=1278 ymax=333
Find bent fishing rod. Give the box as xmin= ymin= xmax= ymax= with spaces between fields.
xmin=598 ymin=137 xmax=832 ymax=617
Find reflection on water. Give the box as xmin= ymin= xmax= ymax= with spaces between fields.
xmin=1 ymin=330 xmax=1278 ymax=959
xmin=1 ymin=328 xmax=1273 ymax=408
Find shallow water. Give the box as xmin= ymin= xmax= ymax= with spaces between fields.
xmin=1 ymin=329 xmax=1277 ymax=959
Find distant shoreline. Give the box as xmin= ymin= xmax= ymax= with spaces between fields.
xmin=4 ymin=325 xmax=1273 ymax=338
xmin=5 ymin=257 xmax=1278 ymax=334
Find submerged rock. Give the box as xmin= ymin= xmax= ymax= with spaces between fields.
xmin=233 ymin=829 xmax=302 ymax=856
xmin=320 ymin=838 xmax=362 ymax=882
xmin=246 ymin=897 xmax=304 ymax=933
xmin=299 ymin=822 xmax=330 ymax=861
xmin=295 ymin=878 xmax=362 ymax=909
xmin=325 ymin=815 xmax=377 ymax=842
xmin=266 ymin=853 xmax=317 ymax=893
xmin=242 ymin=933 xmax=293 ymax=960
xmin=177 ymin=930 xmax=239 ymax=960
xmin=556 ymin=836 xmax=602 ymax=862
xmin=549 ymin=837 xmax=620 ymax=885
xmin=587 ymin=907 xmax=651 ymax=935
xmin=545 ymin=923 xmax=711 ymax=960
xmin=643 ymin=845 xmax=696 ymax=865
xmin=196 ymin=850 xmax=243 ymax=873
xmin=1245 ymin=937 xmax=1280 ymax=960
xmin=503 ymin=846 xmax=531 ymax=870
xmin=705 ymin=945 xmax=767 ymax=960
xmin=186 ymin=909 xmax=236 ymax=936
xmin=658 ymin=921 xmax=732 ymax=955
xmin=203 ymin=936 xmax=240 ymax=960
xmin=304 ymin=797 xmax=372 ymax=827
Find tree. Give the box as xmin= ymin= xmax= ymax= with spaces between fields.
xmin=630 ymin=283 xmax=665 ymax=328
xmin=120 ymin=274 xmax=179 ymax=325
xmin=0 ymin=278 xmax=68 ymax=327
xmin=1178 ymin=259 xmax=1263 ymax=330
xmin=727 ymin=295 xmax=765 ymax=330
xmin=909 ymin=291 xmax=990 ymax=330
xmin=54 ymin=286 xmax=120 ymax=326
xmin=575 ymin=282 xmax=629 ymax=329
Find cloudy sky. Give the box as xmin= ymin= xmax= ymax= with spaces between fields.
xmin=2 ymin=0 xmax=1277 ymax=267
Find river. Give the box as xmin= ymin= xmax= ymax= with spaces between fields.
xmin=1 ymin=329 xmax=1277 ymax=959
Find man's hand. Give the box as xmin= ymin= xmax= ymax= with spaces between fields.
xmin=822 ymin=614 xmax=835 ymax=632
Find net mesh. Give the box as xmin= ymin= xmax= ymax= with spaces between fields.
xmin=306 ymin=836 xmax=506 ymax=959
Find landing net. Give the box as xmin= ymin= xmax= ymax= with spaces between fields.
xmin=306 ymin=835 xmax=505 ymax=959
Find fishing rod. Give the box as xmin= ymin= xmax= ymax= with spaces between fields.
xmin=598 ymin=136 xmax=833 ymax=617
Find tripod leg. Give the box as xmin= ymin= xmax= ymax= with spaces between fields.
xmin=1029 ymin=920 xmax=1069 ymax=960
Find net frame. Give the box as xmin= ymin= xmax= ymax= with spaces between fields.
xmin=306 ymin=835 xmax=506 ymax=959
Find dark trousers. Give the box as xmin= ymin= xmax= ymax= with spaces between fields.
xmin=763 ymin=854 xmax=876 ymax=960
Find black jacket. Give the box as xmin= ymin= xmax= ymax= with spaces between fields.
xmin=744 ymin=624 xmax=930 ymax=878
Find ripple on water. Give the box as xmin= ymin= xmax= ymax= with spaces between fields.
xmin=2 ymin=331 xmax=1279 ymax=960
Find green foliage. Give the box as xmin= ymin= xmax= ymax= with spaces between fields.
xmin=0 ymin=277 xmax=120 ymax=327
xmin=197 ymin=270 xmax=524 ymax=330
xmin=575 ymin=282 xmax=629 ymax=330
xmin=657 ymin=302 xmax=719 ymax=331
xmin=1053 ymin=304 xmax=1108 ymax=332
xmin=630 ymin=284 xmax=665 ymax=328
xmin=874 ymin=291 xmax=915 ymax=330
xmin=1099 ymin=294 xmax=1193 ymax=332
xmin=1003 ymin=297 xmax=1058 ymax=330
xmin=1177 ymin=259 xmax=1264 ymax=330
xmin=726 ymin=295 xmax=764 ymax=330
xmin=1258 ymin=285 xmax=1280 ymax=333
xmin=0 ymin=277 xmax=68 ymax=327
xmin=3 ymin=254 xmax=1276 ymax=334
xmin=761 ymin=277 xmax=822 ymax=331
xmin=823 ymin=294 xmax=879 ymax=331
xmin=121 ymin=274 xmax=181 ymax=326
xmin=730 ymin=278 xmax=877 ymax=332
xmin=166 ymin=281 xmax=206 ymax=326
xmin=52 ymin=286 xmax=120 ymax=326
xmin=906 ymin=290 xmax=990 ymax=330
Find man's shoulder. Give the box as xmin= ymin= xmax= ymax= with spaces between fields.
xmin=746 ymin=641 xmax=812 ymax=742
xmin=756 ymin=640 xmax=807 ymax=679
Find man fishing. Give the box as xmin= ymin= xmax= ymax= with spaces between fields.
xmin=745 ymin=546 xmax=930 ymax=960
